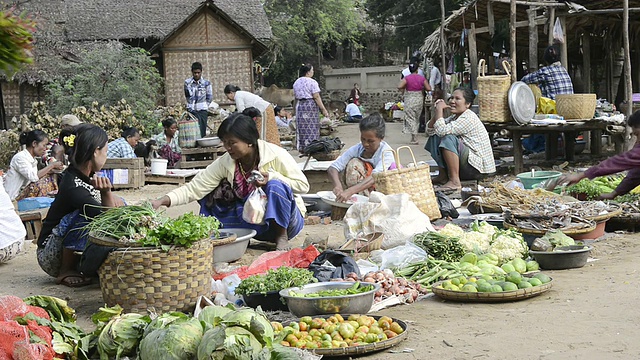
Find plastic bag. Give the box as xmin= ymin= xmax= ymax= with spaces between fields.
xmin=213 ymin=245 xmax=320 ymax=280
xmin=553 ymin=18 xmax=564 ymax=43
xmin=436 ymin=191 xmax=459 ymax=219
xmin=242 ymin=188 xmax=267 ymax=224
xmin=538 ymin=97 xmax=557 ymax=114
xmin=380 ymin=242 xmax=427 ymax=270
xmin=308 ymin=250 xmax=360 ymax=282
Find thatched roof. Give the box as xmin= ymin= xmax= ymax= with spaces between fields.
xmin=421 ymin=0 xmax=640 ymax=58
xmin=2 ymin=0 xmax=272 ymax=84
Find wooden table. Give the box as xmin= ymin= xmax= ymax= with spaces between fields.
xmin=19 ymin=209 xmax=48 ymax=243
xmin=179 ymin=146 xmax=226 ymax=169
xmin=145 ymin=169 xmax=201 ymax=185
xmin=484 ymin=119 xmax=620 ymax=174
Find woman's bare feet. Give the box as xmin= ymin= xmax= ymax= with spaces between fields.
xmin=431 ymin=175 xmax=448 ymax=185
xmin=275 ymin=235 xmax=291 ymax=251
xmin=437 ymin=180 xmax=461 ymax=193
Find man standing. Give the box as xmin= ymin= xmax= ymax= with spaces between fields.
xmin=429 ymin=58 xmax=442 ymax=91
xmin=184 ymin=62 xmax=213 ymax=137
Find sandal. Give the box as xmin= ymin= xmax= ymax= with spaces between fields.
xmin=434 ymin=185 xmax=461 ymax=195
xmin=56 ymin=273 xmax=92 ymax=288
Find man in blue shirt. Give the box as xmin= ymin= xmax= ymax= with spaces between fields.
xmin=184 ymin=62 xmax=213 ymax=137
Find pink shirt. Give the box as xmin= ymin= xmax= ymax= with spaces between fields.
xmin=293 ymin=77 xmax=321 ymax=99
xmin=405 ymin=74 xmax=427 ymax=92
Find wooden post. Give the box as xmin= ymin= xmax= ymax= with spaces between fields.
xmin=606 ymin=42 xmax=613 ymax=103
xmin=487 ymin=1 xmax=495 ymax=36
xmin=440 ymin=0 xmax=447 ymax=93
xmin=582 ymin=32 xmax=591 ymax=92
xmin=559 ymin=17 xmax=568 ymax=69
xmin=527 ymin=7 xmax=538 ymax=71
xmin=510 ymin=0 xmax=517 ymax=83
xmin=469 ymin=23 xmax=479 ymax=91
xmin=548 ymin=7 xmax=555 ymax=46
xmin=623 ymin=0 xmax=634 ymax=150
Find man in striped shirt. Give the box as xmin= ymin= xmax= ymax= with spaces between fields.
xmin=184 ymin=62 xmax=213 ymax=138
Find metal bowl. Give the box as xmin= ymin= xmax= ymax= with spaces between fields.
xmin=196 ymin=136 xmax=221 ymax=147
xmin=212 ymin=228 xmax=257 ymax=263
xmin=279 ymin=282 xmax=380 ymax=317
xmin=529 ymin=245 xmax=592 ymax=270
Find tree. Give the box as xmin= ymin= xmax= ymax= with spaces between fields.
xmin=0 ymin=7 xmax=35 ymax=74
xmin=260 ymin=0 xmax=363 ymax=87
xmin=44 ymin=42 xmax=163 ymax=135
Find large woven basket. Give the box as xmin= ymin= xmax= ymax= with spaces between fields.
xmin=98 ymin=238 xmax=214 ymax=314
xmin=312 ymin=150 xmax=341 ymax=161
xmin=477 ymin=59 xmax=512 ymax=123
xmin=373 ymin=146 xmax=441 ymax=220
xmin=555 ymin=94 xmax=596 ymax=120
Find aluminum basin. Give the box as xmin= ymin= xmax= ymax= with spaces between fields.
xmin=279 ymin=281 xmax=380 ymax=317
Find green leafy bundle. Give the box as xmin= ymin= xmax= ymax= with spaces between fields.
xmin=235 ymin=267 xmax=317 ymax=295
xmin=413 ymin=231 xmax=466 ymax=262
xmin=140 ymin=212 xmax=220 ymax=249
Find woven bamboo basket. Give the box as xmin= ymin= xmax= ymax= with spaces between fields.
xmin=330 ymin=205 xmax=348 ymax=220
xmin=477 ymin=59 xmax=512 ymax=123
xmin=339 ymin=232 xmax=384 ymax=253
xmin=312 ymin=150 xmax=341 ymax=161
xmin=555 ymin=94 xmax=597 ymax=120
xmin=431 ymin=276 xmax=553 ymax=303
xmin=97 ymin=238 xmax=214 ymax=314
xmin=373 ymin=146 xmax=441 ymax=220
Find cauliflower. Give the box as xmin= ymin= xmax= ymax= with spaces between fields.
xmin=488 ymin=230 xmax=528 ymax=264
xmin=458 ymin=231 xmax=491 ymax=253
xmin=438 ymin=223 xmax=465 ymax=238
xmin=471 ymin=221 xmax=498 ymax=237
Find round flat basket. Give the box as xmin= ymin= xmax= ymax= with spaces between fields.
xmin=310 ymin=315 xmax=408 ymax=357
xmin=503 ymin=219 xmax=596 ymax=236
xmin=582 ymin=203 xmax=623 ymax=222
xmin=312 ymin=150 xmax=341 ymax=161
xmin=431 ymin=276 xmax=553 ymax=303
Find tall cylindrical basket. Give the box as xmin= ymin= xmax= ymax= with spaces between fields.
xmin=477 ymin=59 xmax=512 ymax=123
xmin=97 ymin=238 xmax=214 ymax=314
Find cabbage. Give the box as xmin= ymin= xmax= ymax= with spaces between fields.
xmin=97 ymin=313 xmax=150 ymax=360
xmin=541 ymin=230 xmax=575 ymax=248
xmin=222 ymin=307 xmax=274 ymax=347
xmin=142 ymin=312 xmax=190 ymax=337
xmin=139 ymin=317 xmax=203 ymax=360
xmin=223 ymin=326 xmax=263 ymax=360
xmin=196 ymin=326 xmax=226 ymax=360
xmin=197 ymin=305 xmax=234 ymax=327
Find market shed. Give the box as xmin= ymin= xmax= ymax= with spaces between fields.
xmin=421 ymin=0 xmax=640 ymax=104
xmin=0 ymin=0 xmax=272 ymax=126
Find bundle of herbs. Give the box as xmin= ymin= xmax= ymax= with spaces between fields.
xmin=84 ymin=204 xmax=220 ymax=249
xmin=413 ymin=231 xmax=466 ymax=262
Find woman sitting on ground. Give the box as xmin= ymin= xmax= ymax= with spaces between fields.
xmin=107 ymin=127 xmax=140 ymax=158
xmin=4 ymin=130 xmax=64 ymax=201
xmin=37 ymin=124 xmax=118 ymax=287
xmin=425 ymin=87 xmax=495 ymax=192
xmin=152 ymin=117 xmax=181 ymax=168
xmin=151 ymin=114 xmax=309 ymax=250
xmin=327 ymin=114 xmax=395 ymax=202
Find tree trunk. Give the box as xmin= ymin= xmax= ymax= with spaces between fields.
xmin=510 ymin=0 xmax=517 ymax=83
xmin=440 ymin=0 xmax=447 ymax=93
xmin=623 ymin=0 xmax=635 ymax=149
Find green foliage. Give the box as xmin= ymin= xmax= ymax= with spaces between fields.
xmin=0 ymin=7 xmax=36 ymax=74
xmin=44 ymin=42 xmax=163 ymax=135
xmin=260 ymin=0 xmax=363 ymax=86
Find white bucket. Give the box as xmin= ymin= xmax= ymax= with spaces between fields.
xmin=150 ymin=158 xmax=168 ymax=175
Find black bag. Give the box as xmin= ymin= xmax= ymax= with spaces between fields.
xmin=302 ymin=137 xmax=343 ymax=155
xmin=308 ymin=250 xmax=360 ymax=282
xmin=78 ymin=242 xmax=116 ymax=278
xmin=436 ymin=191 xmax=459 ymax=219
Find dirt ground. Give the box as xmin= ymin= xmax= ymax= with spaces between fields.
xmin=2 ymin=122 xmax=640 ymax=359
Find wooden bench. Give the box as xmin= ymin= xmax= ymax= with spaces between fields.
xmin=179 ymin=146 xmax=226 ymax=169
xmin=19 ymin=210 xmax=44 ymax=243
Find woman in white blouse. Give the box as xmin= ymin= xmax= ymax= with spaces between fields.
xmin=4 ymin=130 xmax=64 ymax=201
xmin=224 ymin=84 xmax=280 ymax=145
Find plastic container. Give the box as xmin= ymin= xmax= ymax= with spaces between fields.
xmin=150 ymin=158 xmax=168 ymax=175
xmin=516 ymin=170 xmax=562 ymax=189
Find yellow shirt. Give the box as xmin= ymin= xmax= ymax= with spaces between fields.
xmin=167 ymin=140 xmax=309 ymax=214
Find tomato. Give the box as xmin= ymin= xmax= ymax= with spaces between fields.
xmin=390 ymin=322 xmax=404 ymax=334
xmin=271 ymin=321 xmax=283 ymax=332
xmin=379 ymin=319 xmax=391 ymax=330
xmin=326 ymin=324 xmax=337 ymax=334
xmin=365 ymin=333 xmax=378 ymax=344
xmin=379 ymin=316 xmax=393 ymax=324
xmin=299 ymin=321 xmax=308 ymax=331
xmin=289 ymin=322 xmax=300 ymax=331
xmin=348 ymin=320 xmax=360 ymax=330
xmin=280 ymin=341 xmax=290 ymax=347
xmin=334 ymin=314 xmax=344 ymax=322
xmin=300 ymin=316 xmax=313 ymax=325
xmin=348 ymin=314 xmax=360 ymax=322
xmin=354 ymin=331 xmax=366 ymax=342
xmin=308 ymin=329 xmax=320 ymax=337
xmin=327 ymin=316 xmax=338 ymax=324
xmin=357 ymin=326 xmax=369 ymax=334
xmin=384 ymin=330 xmax=397 ymax=339
xmin=377 ymin=332 xmax=388 ymax=341
xmin=368 ymin=325 xmax=382 ymax=335
xmin=311 ymin=318 xmax=324 ymax=329
xmin=331 ymin=331 xmax=343 ymax=341
xmin=306 ymin=341 xmax=318 ymax=349
xmin=338 ymin=323 xmax=356 ymax=339
xmin=285 ymin=334 xmax=299 ymax=344
xmin=321 ymin=340 xmax=332 ymax=348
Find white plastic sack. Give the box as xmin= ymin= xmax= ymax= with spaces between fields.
xmin=343 ymin=191 xmax=435 ymax=249
xmin=380 ymin=242 xmax=427 ymax=270
xmin=242 ymin=188 xmax=267 ymax=224
xmin=553 ymin=18 xmax=564 ymax=44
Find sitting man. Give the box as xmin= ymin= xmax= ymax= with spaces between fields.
xmin=344 ymin=98 xmax=363 ymax=123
